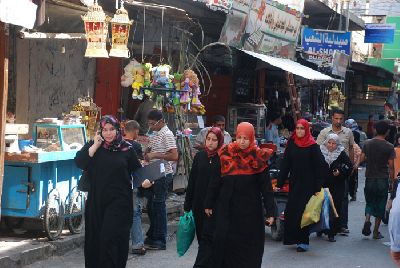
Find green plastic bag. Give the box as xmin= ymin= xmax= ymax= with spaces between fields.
xmin=301 ymin=188 xmax=324 ymax=228
xmin=176 ymin=211 xmax=196 ymax=257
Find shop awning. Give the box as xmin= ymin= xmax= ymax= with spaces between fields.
xmin=241 ymin=49 xmax=343 ymax=82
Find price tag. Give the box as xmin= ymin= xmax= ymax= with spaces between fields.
xmin=160 ymin=163 xmax=166 ymax=173
xmin=197 ymin=116 xmax=205 ymax=129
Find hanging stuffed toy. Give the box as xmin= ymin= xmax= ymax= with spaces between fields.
xmin=180 ymin=69 xmax=194 ymax=105
xmin=152 ymin=64 xmax=172 ymax=88
xmin=120 ymin=60 xmax=136 ymax=87
xmin=143 ymin=62 xmax=153 ymax=87
xmin=173 ymin=73 xmax=183 ymax=106
xmin=328 ymin=84 xmax=345 ymax=110
xmin=131 ymin=62 xmax=145 ymax=100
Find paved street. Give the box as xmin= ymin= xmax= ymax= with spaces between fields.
xmin=28 ymin=168 xmax=396 ymax=268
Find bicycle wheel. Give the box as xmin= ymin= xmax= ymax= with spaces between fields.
xmin=66 ymin=189 xmax=86 ymax=234
xmin=43 ymin=189 xmax=64 ymax=240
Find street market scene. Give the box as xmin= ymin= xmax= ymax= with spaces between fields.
xmin=0 ymin=0 xmax=400 ymax=267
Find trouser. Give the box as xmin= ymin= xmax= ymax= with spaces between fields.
xmin=340 ymin=179 xmax=349 ymax=229
xmin=131 ymin=189 xmax=144 ymax=249
xmin=143 ymin=174 xmax=173 ymax=245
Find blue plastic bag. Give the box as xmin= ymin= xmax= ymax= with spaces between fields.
xmin=176 ymin=211 xmax=196 ymax=257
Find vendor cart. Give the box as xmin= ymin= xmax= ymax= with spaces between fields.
xmin=1 ymin=123 xmax=87 ymax=240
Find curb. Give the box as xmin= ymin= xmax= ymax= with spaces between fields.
xmin=0 ymin=203 xmax=182 ymax=267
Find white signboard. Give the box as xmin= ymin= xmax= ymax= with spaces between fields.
xmin=0 ymin=0 xmax=37 ymax=29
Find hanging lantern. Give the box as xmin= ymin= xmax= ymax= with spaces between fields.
xmin=109 ymin=3 xmax=133 ymax=58
xmin=82 ymin=1 xmax=110 ymax=58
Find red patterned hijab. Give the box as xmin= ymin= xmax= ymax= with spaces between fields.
xmin=205 ymin=127 xmax=224 ymax=158
xmin=219 ymin=122 xmax=273 ymax=177
xmin=291 ymin=119 xmax=316 ymax=148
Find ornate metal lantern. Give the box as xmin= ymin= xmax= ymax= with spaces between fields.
xmin=82 ymin=0 xmax=110 ymax=58
xmin=109 ymin=3 xmax=133 ymax=58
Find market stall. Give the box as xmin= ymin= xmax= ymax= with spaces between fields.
xmin=2 ymin=122 xmax=86 ymax=240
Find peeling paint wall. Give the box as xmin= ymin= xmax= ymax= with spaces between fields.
xmin=16 ymin=38 xmax=96 ymax=126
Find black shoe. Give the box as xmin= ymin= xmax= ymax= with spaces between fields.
xmin=296 ymin=247 xmax=307 ymax=252
xmin=144 ymin=240 xmax=166 ymax=250
xmin=362 ymin=221 xmax=372 ymax=236
xmin=328 ymin=236 xmax=336 ymax=242
xmin=339 ymin=227 xmax=350 ymax=234
xmin=131 ymin=247 xmax=147 ymax=255
xmin=350 ymin=197 xmax=356 ymax=201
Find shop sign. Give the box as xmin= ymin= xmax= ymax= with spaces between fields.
xmin=219 ymin=0 xmax=304 ymax=59
xmin=0 ymin=0 xmax=37 ymax=29
xmin=365 ymin=23 xmax=396 ymax=44
xmin=331 ymin=51 xmax=349 ymax=78
xmin=301 ymin=27 xmax=351 ymax=65
xmin=193 ymin=0 xmax=234 ymax=12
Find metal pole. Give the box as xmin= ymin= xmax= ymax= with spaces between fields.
xmin=338 ymin=0 xmax=343 ymax=31
xmin=345 ymin=0 xmax=350 ymax=32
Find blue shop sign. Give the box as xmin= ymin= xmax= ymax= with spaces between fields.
xmin=365 ymin=23 xmax=395 ymax=44
xmin=302 ymin=27 xmax=351 ymax=58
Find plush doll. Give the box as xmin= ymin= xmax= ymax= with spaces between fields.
xmin=131 ymin=62 xmax=145 ymax=100
xmin=180 ymin=70 xmax=195 ymax=104
xmin=191 ymin=85 xmax=202 ymax=107
xmin=172 ymin=73 xmax=183 ymax=105
xmin=143 ymin=63 xmax=152 ymax=87
xmin=120 ymin=60 xmax=136 ymax=87
xmin=155 ymin=65 xmax=172 ymax=88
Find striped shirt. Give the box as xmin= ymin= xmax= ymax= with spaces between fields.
xmin=149 ymin=125 xmax=177 ymax=174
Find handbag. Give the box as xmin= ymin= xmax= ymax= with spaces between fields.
xmin=77 ymin=170 xmax=90 ymax=192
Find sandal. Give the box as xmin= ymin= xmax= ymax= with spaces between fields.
xmin=362 ymin=221 xmax=372 ymax=236
xmin=373 ymin=232 xmax=384 ymax=239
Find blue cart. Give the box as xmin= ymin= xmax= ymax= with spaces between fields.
xmin=1 ymin=124 xmax=87 ymax=240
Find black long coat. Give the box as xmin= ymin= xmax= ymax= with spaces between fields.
xmin=205 ymin=168 xmax=275 ymax=268
xmin=323 ymin=151 xmax=353 ymax=234
xmin=75 ymin=142 xmax=141 ymax=268
xmin=184 ymin=151 xmax=220 ymax=267
xmin=278 ymin=140 xmax=327 ymax=245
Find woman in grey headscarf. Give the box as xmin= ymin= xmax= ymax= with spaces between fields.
xmin=320 ymin=133 xmax=353 ymax=242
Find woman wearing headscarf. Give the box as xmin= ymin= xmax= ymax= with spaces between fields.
xmin=320 ymin=133 xmax=353 ymax=242
xmin=75 ymin=115 xmax=142 ymax=268
xmin=204 ymin=122 xmax=275 ymax=268
xmin=277 ymin=119 xmax=327 ymax=252
xmin=184 ymin=127 xmax=224 ymax=267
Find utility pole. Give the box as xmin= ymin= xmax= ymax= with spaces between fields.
xmin=339 ymin=0 xmax=343 ymax=31
xmin=0 ymin=22 xmax=9 ymax=220
xmin=345 ymin=0 xmax=350 ymax=32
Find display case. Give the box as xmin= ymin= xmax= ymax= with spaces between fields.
xmin=33 ymin=123 xmax=87 ymax=152
xmin=227 ymin=103 xmax=266 ymax=138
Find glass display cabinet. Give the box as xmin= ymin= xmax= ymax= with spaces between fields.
xmin=227 ymin=103 xmax=267 ymax=138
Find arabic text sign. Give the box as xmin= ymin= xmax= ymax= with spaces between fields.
xmin=302 ymin=28 xmax=351 ymax=64
xmin=365 ymin=23 xmax=396 ymax=44
xmin=219 ymin=0 xmax=304 ymax=59
xmin=193 ymin=0 xmax=233 ymax=12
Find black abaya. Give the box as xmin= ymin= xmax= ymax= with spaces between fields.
xmin=205 ymin=170 xmax=275 ymax=268
xmin=75 ymin=141 xmax=141 ymax=268
xmin=322 ymin=151 xmax=353 ymax=236
xmin=184 ymin=151 xmax=220 ymax=267
xmin=278 ymin=140 xmax=327 ymax=245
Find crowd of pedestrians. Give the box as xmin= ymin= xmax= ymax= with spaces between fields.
xmin=75 ymin=109 xmax=400 ymax=267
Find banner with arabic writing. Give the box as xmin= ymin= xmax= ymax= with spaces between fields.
xmin=219 ymin=0 xmax=304 ymax=59
xmin=301 ymin=27 xmax=351 ymax=66
xmin=193 ymin=0 xmax=233 ymax=12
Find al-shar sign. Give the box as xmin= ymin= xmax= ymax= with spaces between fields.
xmin=301 ymin=27 xmax=351 ymax=65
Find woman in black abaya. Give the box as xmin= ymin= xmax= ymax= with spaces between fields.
xmin=204 ymin=122 xmax=275 ymax=268
xmin=277 ymin=119 xmax=327 ymax=252
xmin=75 ymin=115 xmax=141 ymax=268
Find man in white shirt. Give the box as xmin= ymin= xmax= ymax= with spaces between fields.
xmin=143 ymin=110 xmax=178 ymax=250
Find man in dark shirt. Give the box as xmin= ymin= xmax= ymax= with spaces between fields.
xmin=361 ymin=120 xmax=396 ymax=240
xmin=124 ymin=120 xmax=146 ymax=255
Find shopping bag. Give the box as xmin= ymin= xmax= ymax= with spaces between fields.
xmin=301 ymin=188 xmax=324 ymax=228
xmin=309 ymin=189 xmax=330 ymax=233
xmin=176 ymin=211 xmax=196 ymax=257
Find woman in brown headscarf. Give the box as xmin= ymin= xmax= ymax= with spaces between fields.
xmin=204 ymin=122 xmax=275 ymax=268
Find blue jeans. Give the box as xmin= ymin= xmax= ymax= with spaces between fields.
xmin=131 ymin=189 xmax=144 ymax=249
xmin=144 ymin=174 xmax=172 ymax=246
